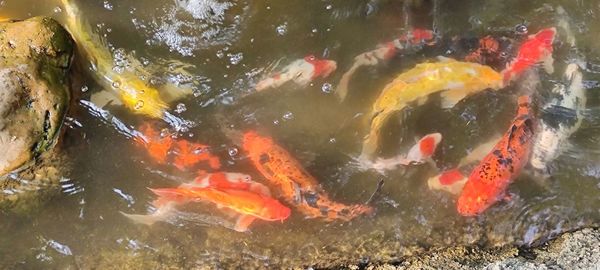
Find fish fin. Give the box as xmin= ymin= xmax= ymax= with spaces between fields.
xmin=416 ymin=95 xmax=429 ymax=106
xmin=360 ymin=109 xmax=396 ymax=160
xmin=121 ymin=211 xmax=165 ymax=226
xmin=542 ymin=54 xmax=555 ymax=74
xmin=234 ymin=215 xmax=256 ymax=232
xmin=90 ymin=90 xmax=123 ymax=108
xmin=335 ymin=63 xmax=361 ymax=101
xmin=440 ymin=89 xmax=467 ymax=109
xmin=436 ymin=56 xmax=457 ymax=62
xmin=159 ymin=83 xmax=193 ymax=104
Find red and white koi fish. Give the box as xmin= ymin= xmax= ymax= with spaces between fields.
xmin=255 ymin=55 xmax=337 ymax=92
xmin=457 ymin=96 xmax=535 ymax=216
xmin=136 ymin=123 xmax=221 ymax=171
xmin=502 ymin=27 xmax=556 ymax=84
xmin=336 ymin=28 xmax=436 ymax=100
xmin=365 ymin=133 xmax=442 ymax=173
xmin=427 ymin=135 xmax=500 ymax=195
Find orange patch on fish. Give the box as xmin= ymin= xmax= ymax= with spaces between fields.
xmin=137 ymin=123 xmax=221 ymax=171
xmin=502 ymin=27 xmax=556 ymax=84
xmin=242 ymin=131 xmax=373 ymax=221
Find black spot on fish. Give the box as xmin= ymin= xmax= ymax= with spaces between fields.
xmin=259 ymin=154 xmax=270 ymax=164
xmin=304 ymin=192 xmax=319 ymax=208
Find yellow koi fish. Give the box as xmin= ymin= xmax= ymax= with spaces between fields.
xmin=360 ymin=58 xmax=503 ymax=160
xmin=60 ymin=0 xmax=191 ymax=122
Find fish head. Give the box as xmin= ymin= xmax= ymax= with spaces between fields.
xmin=224 ymin=172 xmax=253 ymax=183
xmin=530 ymin=27 xmax=556 ymax=52
xmin=304 ymin=55 xmax=337 ymax=79
xmin=262 ymin=200 xmax=292 ymax=221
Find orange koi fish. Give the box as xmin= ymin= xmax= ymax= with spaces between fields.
xmin=502 ymin=27 xmax=556 ymax=84
xmin=150 ymin=186 xmax=291 ymax=232
xmin=366 ymin=133 xmax=442 ymax=173
xmin=137 ymin=123 xmax=221 ymax=170
xmin=242 ymin=131 xmax=373 ymax=221
xmin=255 ymin=55 xmax=337 ymax=92
xmin=457 ymin=96 xmax=535 ymax=216
xmin=336 ymin=28 xmax=436 ymax=101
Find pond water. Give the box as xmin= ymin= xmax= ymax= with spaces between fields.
xmin=1 ymin=0 xmax=600 ymax=268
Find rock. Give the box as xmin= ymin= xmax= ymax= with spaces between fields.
xmin=0 ymin=17 xmax=73 ymax=211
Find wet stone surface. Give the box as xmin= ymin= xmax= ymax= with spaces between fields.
xmin=0 ymin=17 xmax=73 ymax=212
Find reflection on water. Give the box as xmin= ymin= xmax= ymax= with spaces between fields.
xmin=1 ymin=0 xmax=600 ymax=268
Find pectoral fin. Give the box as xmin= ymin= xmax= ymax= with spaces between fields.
xmin=234 ymin=215 xmax=256 ymax=232
xmin=440 ymin=89 xmax=467 ymax=109
xmin=542 ymin=54 xmax=555 ymax=74
xmin=90 ymin=90 xmax=122 ymax=108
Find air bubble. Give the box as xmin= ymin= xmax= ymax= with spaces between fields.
xmin=276 ymin=23 xmax=288 ymax=36
xmin=111 ymin=81 xmax=121 ymax=88
xmin=282 ymin=111 xmax=294 ymax=121
xmin=228 ymin=147 xmax=239 ymax=157
xmin=53 ymin=6 xmax=62 ymax=13
xmin=81 ymin=85 xmax=89 ymax=93
xmin=515 ymin=24 xmax=528 ymax=35
xmin=228 ymin=52 xmax=243 ymax=65
xmin=175 ymin=103 xmax=187 ymax=114
xmin=103 ymin=1 xmax=113 ymax=10
xmin=321 ymin=82 xmax=332 ymax=93
xmin=134 ymin=100 xmax=144 ymax=110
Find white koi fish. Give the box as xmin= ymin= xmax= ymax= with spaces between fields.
xmin=255 ymin=55 xmax=337 ymax=92
xmin=530 ymin=63 xmax=585 ymax=176
xmin=363 ymin=133 xmax=442 ymax=173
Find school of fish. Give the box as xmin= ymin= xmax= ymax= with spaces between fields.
xmin=55 ymin=1 xmax=590 ymax=233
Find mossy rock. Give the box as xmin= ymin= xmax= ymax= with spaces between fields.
xmin=0 ymin=17 xmax=73 ymax=212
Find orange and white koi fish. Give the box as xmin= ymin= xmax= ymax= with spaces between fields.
xmin=123 ymin=171 xmax=288 ymax=232
xmin=427 ymin=135 xmax=499 ymax=195
xmin=136 ymin=123 xmax=221 ymax=171
xmin=242 ymin=131 xmax=373 ymax=221
xmin=255 ymin=55 xmax=337 ymax=92
xmin=366 ymin=133 xmax=442 ymax=173
xmin=457 ymin=96 xmax=535 ymax=216
xmin=502 ymin=27 xmax=556 ymax=84
xmin=336 ymin=28 xmax=436 ymax=100
xmin=360 ymin=57 xmax=503 ymax=161
xmin=149 ymin=186 xmax=290 ymax=232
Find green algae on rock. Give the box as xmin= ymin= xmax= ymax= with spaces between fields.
xmin=0 ymin=17 xmax=73 ymax=212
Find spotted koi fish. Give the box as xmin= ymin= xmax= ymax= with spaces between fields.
xmin=242 ymin=131 xmax=373 ymax=221
xmin=336 ymin=28 xmax=436 ymax=101
xmin=457 ymin=96 xmax=535 ymax=216
xmin=502 ymin=27 xmax=556 ymax=84
xmin=360 ymin=58 xmax=503 ymax=161
xmin=136 ymin=123 xmax=221 ymax=171
xmin=255 ymin=55 xmax=337 ymax=92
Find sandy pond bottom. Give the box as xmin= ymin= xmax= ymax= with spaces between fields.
xmin=1 ymin=0 xmax=600 ymax=268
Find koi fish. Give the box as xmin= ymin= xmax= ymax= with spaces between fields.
xmin=255 ymin=55 xmax=337 ymax=92
xmin=502 ymin=27 xmax=556 ymax=84
xmin=457 ymin=95 xmax=535 ymax=216
xmin=136 ymin=123 xmax=221 ymax=170
xmin=336 ymin=28 xmax=436 ymax=100
xmin=242 ymin=131 xmax=373 ymax=221
xmin=360 ymin=58 xmax=503 ymax=160
xmin=427 ymin=135 xmax=500 ymax=195
xmin=530 ymin=63 xmax=585 ymax=176
xmin=60 ymin=0 xmax=192 ymax=124
xmin=365 ymin=133 xmax=442 ymax=173
xmin=149 ymin=187 xmax=290 ymax=232
xmin=123 ymin=171 xmax=288 ymax=232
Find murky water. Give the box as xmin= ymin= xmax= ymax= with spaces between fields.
xmin=1 ymin=0 xmax=600 ymax=268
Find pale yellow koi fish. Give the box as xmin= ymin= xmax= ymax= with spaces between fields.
xmin=360 ymin=58 xmax=503 ymax=160
xmin=60 ymin=0 xmax=192 ymax=123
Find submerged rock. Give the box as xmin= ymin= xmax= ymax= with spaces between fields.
xmin=0 ymin=17 xmax=73 ymax=212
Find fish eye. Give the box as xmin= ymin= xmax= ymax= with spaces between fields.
xmin=515 ymin=24 xmax=528 ymax=35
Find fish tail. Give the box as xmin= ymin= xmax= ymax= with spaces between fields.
xmin=360 ymin=109 xmax=394 ymax=160
xmin=120 ymin=211 xmax=169 ymax=226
